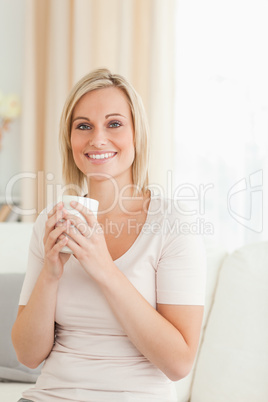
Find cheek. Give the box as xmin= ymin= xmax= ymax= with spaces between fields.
xmin=128 ymin=135 xmax=135 ymax=159
xmin=119 ymin=130 xmax=134 ymax=152
xmin=71 ymin=133 xmax=83 ymax=153
xmin=70 ymin=134 xmax=84 ymax=167
xmin=70 ymin=133 xmax=76 ymax=150
xmin=124 ymin=140 xmax=135 ymax=166
xmin=120 ymin=137 xmax=135 ymax=163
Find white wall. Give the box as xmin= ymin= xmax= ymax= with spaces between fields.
xmin=0 ymin=0 xmax=25 ymax=200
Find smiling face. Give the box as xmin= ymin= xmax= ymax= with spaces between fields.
xmin=70 ymin=86 xmax=135 ymax=187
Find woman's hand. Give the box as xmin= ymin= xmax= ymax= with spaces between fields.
xmin=62 ymin=201 xmax=114 ymax=282
xmin=43 ymin=202 xmax=71 ymax=280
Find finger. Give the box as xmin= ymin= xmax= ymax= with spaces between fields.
xmin=66 ymin=223 xmax=92 ymax=244
xmin=45 ymin=220 xmax=70 ymax=252
xmin=44 ymin=212 xmax=64 ymax=245
xmin=70 ymin=201 xmax=97 ymax=226
xmin=45 ymin=222 xmax=68 ymax=252
xmin=63 ymin=235 xmax=81 ymax=257
xmin=46 ymin=208 xmax=65 ymax=233
xmin=57 ymin=233 xmax=65 ymax=241
xmin=47 ymin=202 xmax=71 ymax=230
xmin=62 ymin=213 xmax=90 ymax=237
xmin=55 ymin=218 xmax=71 ymax=228
xmin=51 ymin=236 xmax=68 ymax=256
xmin=47 ymin=202 xmax=64 ymax=218
xmin=44 ymin=206 xmax=69 ymax=244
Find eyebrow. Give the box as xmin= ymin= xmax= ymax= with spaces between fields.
xmin=72 ymin=116 xmax=90 ymax=123
xmin=72 ymin=113 xmax=126 ymax=123
xmin=105 ymin=113 xmax=126 ymax=119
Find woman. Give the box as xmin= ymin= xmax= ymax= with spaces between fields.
xmin=12 ymin=68 xmax=206 ymax=402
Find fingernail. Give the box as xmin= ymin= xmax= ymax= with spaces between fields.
xmin=70 ymin=201 xmax=78 ymax=207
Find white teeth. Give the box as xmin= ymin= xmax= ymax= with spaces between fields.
xmin=88 ymin=152 xmax=115 ymax=160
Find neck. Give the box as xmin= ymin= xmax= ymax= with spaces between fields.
xmin=85 ymin=174 xmax=144 ymax=216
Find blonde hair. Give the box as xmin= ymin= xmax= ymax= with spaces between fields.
xmin=59 ymin=68 xmax=150 ymax=196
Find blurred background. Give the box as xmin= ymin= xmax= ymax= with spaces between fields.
xmin=0 ymin=0 xmax=267 ymax=252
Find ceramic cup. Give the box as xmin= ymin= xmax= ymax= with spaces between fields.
xmin=59 ymin=195 xmax=99 ymax=254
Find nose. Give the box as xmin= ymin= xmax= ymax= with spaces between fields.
xmin=89 ymin=126 xmax=108 ymax=148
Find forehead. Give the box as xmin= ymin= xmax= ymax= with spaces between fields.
xmin=73 ymin=86 xmax=131 ymax=116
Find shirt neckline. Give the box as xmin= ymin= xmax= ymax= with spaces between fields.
xmin=113 ymin=191 xmax=154 ymax=263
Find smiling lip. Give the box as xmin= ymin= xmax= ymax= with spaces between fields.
xmin=85 ymin=151 xmax=117 ymax=163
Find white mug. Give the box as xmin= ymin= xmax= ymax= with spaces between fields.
xmin=59 ymin=195 xmax=99 ymax=254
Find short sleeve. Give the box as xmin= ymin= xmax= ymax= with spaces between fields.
xmin=156 ymin=212 xmax=207 ymax=306
xmin=18 ymin=210 xmax=47 ymax=305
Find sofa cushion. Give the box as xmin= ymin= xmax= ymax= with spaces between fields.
xmin=0 ymin=273 xmax=42 ymax=382
xmin=191 ymin=241 xmax=268 ymax=402
xmin=0 ymin=223 xmax=33 ymax=274
xmin=175 ymin=241 xmax=227 ymax=402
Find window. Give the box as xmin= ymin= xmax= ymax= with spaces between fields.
xmin=174 ymin=0 xmax=268 ymax=251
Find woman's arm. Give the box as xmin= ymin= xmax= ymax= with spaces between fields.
xmin=98 ymin=266 xmax=203 ymax=381
xmin=12 ymin=203 xmax=70 ymax=368
xmin=11 ymin=269 xmax=60 ymax=368
xmin=64 ymin=202 xmax=204 ymax=380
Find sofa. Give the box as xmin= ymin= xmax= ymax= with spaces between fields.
xmin=0 ymin=222 xmax=267 ymax=401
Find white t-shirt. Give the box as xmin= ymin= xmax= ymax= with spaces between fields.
xmin=19 ymin=195 xmax=207 ymax=402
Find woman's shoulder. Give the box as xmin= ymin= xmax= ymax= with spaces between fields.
xmin=148 ymin=191 xmax=206 ymax=240
xmin=149 ymin=191 xmax=194 ymax=221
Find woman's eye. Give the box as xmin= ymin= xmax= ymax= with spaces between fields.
xmin=77 ymin=123 xmax=91 ymax=130
xmin=109 ymin=121 xmax=121 ymax=128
